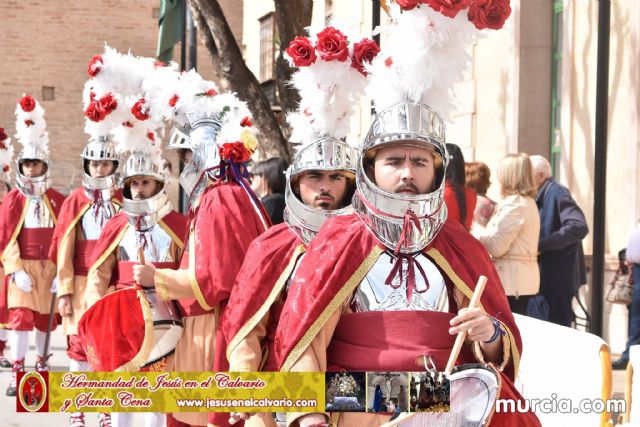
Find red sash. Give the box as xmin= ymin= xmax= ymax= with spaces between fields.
xmin=17 ymin=228 xmax=54 ymax=261
xmin=327 ymin=311 xmax=474 ymax=372
xmin=73 ymin=240 xmax=97 ymax=277
xmin=115 ymin=261 xmax=178 ymax=290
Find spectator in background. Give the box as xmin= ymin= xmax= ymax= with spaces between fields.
xmin=474 ymin=153 xmax=540 ymax=315
xmin=444 ymin=143 xmax=476 ymax=230
xmin=466 ymin=161 xmax=497 ymax=230
xmin=613 ymin=227 xmax=640 ymax=369
xmin=530 ymin=155 xmax=588 ymax=327
xmin=251 ymin=157 xmax=289 ymax=224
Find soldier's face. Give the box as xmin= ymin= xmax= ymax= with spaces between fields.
xmin=296 ymin=170 xmax=349 ymax=210
xmin=129 ymin=177 xmax=160 ymax=200
xmin=370 ymin=144 xmax=436 ymax=195
xmin=21 ymin=160 xmax=46 ymax=178
xmin=89 ymin=160 xmax=116 ymax=178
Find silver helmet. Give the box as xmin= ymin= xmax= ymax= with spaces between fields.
xmin=167 ymin=116 xmax=222 ymax=204
xmin=15 ymin=147 xmax=51 ymax=198
xmin=353 ymin=102 xmax=449 ymax=254
xmin=81 ymin=136 xmax=119 ymax=192
xmin=122 ymin=150 xmax=172 ymax=231
xmin=284 ymin=136 xmax=357 ymax=244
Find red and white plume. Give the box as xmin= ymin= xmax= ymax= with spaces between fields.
xmin=285 ymin=25 xmax=379 ymax=149
xmin=0 ymin=127 xmax=14 ymax=181
xmin=15 ymin=94 xmax=49 ymax=156
xmin=367 ymin=0 xmax=511 ymax=119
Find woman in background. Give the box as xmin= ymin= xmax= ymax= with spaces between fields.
xmin=251 ymin=157 xmax=289 ymax=225
xmin=444 ymin=143 xmax=476 ymax=230
xmin=466 ymin=160 xmax=497 ymax=230
xmin=474 ymin=153 xmax=540 ymax=315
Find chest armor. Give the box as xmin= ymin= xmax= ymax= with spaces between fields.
xmin=118 ymin=224 xmax=174 ymax=263
xmin=81 ymin=201 xmax=117 ymax=240
xmin=352 ymin=252 xmax=449 ymax=312
xmin=24 ymin=197 xmax=54 ymax=228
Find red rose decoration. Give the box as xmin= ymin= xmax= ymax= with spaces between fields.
xmin=351 ymin=38 xmax=381 ymax=76
xmin=396 ymin=0 xmax=420 ymax=10
xmin=169 ymin=94 xmax=179 ymax=107
xmin=240 ymin=116 xmax=252 ymax=127
xmin=19 ymin=95 xmax=36 ymax=113
xmin=219 ymin=142 xmax=251 ymax=163
xmin=85 ymin=101 xmax=106 ymax=122
xmin=468 ymin=0 xmax=512 ymax=30
xmin=285 ymin=36 xmax=317 ymax=67
xmin=98 ymin=93 xmax=118 ymax=115
xmin=197 ymin=89 xmax=218 ymax=97
xmin=2 ymin=165 xmax=9 ymax=173
xmin=147 ymin=132 xmax=155 ymax=142
xmin=131 ymin=98 xmax=150 ymax=121
xmin=24 ymin=119 xmax=35 ymax=127
xmin=315 ymin=27 xmax=349 ymax=62
xmin=0 ymin=142 xmax=6 ymax=150
xmin=88 ymin=55 xmax=103 ymax=77
xmin=0 ymin=128 xmax=7 ymax=141
xmin=424 ymin=0 xmax=472 ymax=18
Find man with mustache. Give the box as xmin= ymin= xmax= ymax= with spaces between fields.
xmin=222 ymin=27 xmax=370 ymax=426
xmin=273 ymin=4 xmax=539 ymax=425
xmin=0 ymin=95 xmax=65 ymax=396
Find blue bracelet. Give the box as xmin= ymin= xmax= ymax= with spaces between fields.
xmin=483 ymin=317 xmax=506 ymax=344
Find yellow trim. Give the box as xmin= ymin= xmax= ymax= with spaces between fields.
xmin=43 ymin=194 xmax=58 ymax=225
xmin=159 ymin=218 xmax=184 ymax=250
xmin=155 ymin=270 xmax=170 ymax=301
xmin=87 ymin=224 xmax=130 ymax=277
xmin=187 ymin=232 xmax=213 ymax=311
xmin=57 ymin=204 xmax=91 ymax=265
xmin=599 ymin=344 xmax=613 ymax=427
xmin=115 ymin=288 xmax=154 ymax=372
xmin=1 ymin=201 xmax=28 ymax=264
xmin=426 ymin=247 xmax=521 ymax=378
xmin=281 ymin=246 xmax=383 ymax=372
xmin=227 ymin=244 xmax=306 ymax=360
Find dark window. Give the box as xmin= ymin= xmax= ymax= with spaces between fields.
xmin=259 ymin=13 xmax=275 ymax=82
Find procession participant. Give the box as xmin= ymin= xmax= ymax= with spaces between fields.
xmin=222 ymin=26 xmax=378 ymax=426
xmin=0 ymin=127 xmax=14 ymax=369
xmin=48 ymin=55 xmax=126 ymax=426
xmin=133 ymin=68 xmax=270 ymax=427
xmin=274 ymin=2 xmax=539 ymax=425
xmin=77 ymin=48 xmax=185 ymax=427
xmin=0 ymin=95 xmax=65 ymax=396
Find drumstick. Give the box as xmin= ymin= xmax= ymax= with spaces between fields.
xmin=137 ymin=246 xmax=146 ymax=265
xmin=444 ymin=275 xmax=487 ymax=375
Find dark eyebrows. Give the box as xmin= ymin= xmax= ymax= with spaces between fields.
xmin=410 ymin=155 xmax=431 ymax=162
xmin=384 ymin=155 xmax=406 ymax=162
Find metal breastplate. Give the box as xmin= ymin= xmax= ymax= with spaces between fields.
xmin=24 ymin=197 xmax=53 ymax=228
xmin=118 ymin=224 xmax=174 ymax=263
xmin=81 ymin=197 xmax=116 ymax=240
xmin=352 ymin=252 xmax=449 ymax=312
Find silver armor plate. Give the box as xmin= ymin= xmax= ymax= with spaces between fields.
xmin=24 ymin=197 xmax=53 ymax=228
xmin=81 ymin=200 xmax=116 ymax=240
xmin=353 ymin=252 xmax=449 ymax=312
xmin=118 ymin=223 xmax=174 ymax=263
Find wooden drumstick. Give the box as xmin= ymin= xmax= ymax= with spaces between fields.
xmin=444 ymin=275 xmax=487 ymax=376
xmin=137 ymin=246 xmax=146 ymax=266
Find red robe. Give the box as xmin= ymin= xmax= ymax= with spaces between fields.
xmin=48 ymin=187 xmax=123 ymax=264
xmin=79 ymin=210 xmax=186 ymax=372
xmin=274 ymin=213 xmax=539 ymax=426
xmin=222 ymin=223 xmax=305 ymax=371
xmin=0 ymin=188 xmax=65 ymax=253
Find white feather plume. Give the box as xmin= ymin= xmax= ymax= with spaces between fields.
xmin=0 ymin=132 xmax=14 ymax=178
xmin=366 ymin=3 xmax=480 ymax=120
xmin=14 ymin=96 xmax=49 ymax=155
xmin=285 ymin=26 xmax=371 ymax=154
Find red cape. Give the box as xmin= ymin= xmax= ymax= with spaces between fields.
xmin=48 ymin=187 xmax=123 ymax=263
xmin=88 ymin=210 xmax=186 ymax=271
xmin=222 ymin=223 xmax=305 ymax=365
xmin=0 ymin=187 xmax=65 ymax=253
xmin=190 ymin=182 xmax=269 ymax=310
xmin=274 ymin=213 xmax=522 ymax=380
